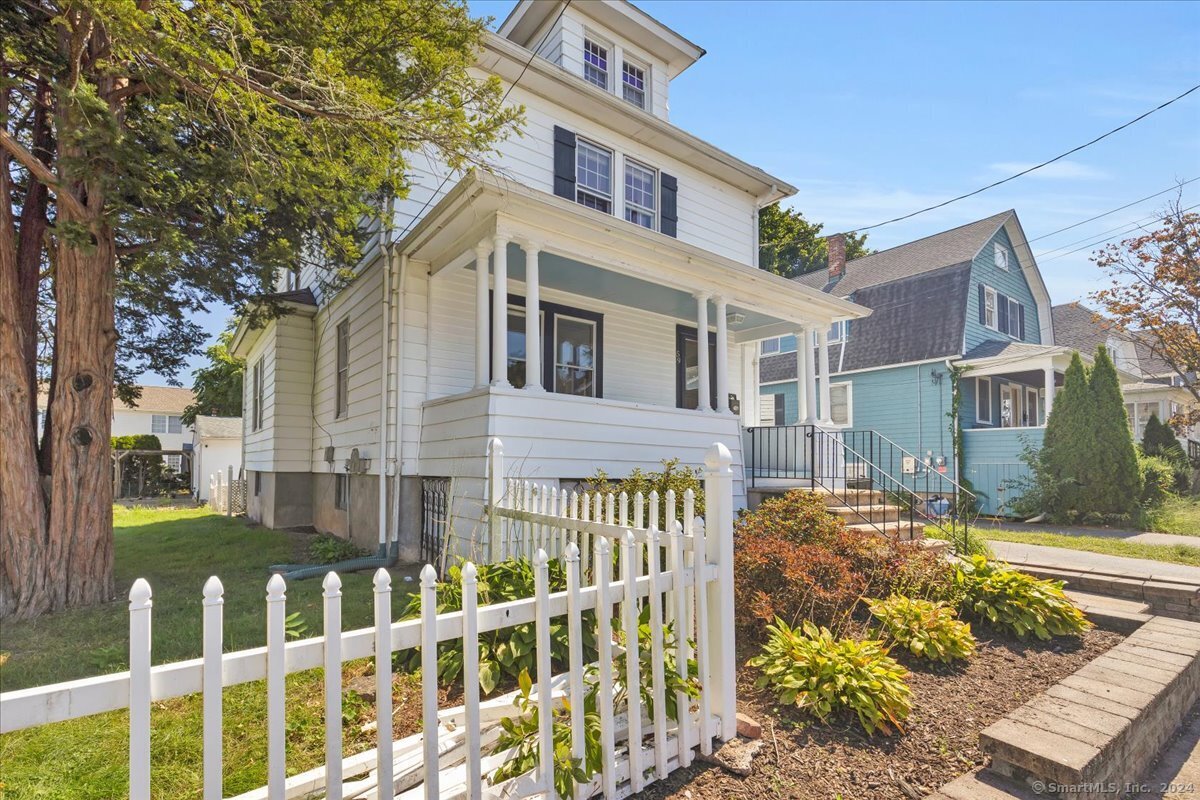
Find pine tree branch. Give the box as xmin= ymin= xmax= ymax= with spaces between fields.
xmin=0 ymin=129 xmax=87 ymax=220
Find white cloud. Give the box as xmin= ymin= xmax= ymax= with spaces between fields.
xmin=987 ymin=160 xmax=1111 ymax=181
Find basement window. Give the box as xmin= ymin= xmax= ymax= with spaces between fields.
xmin=334 ymin=473 xmax=349 ymax=511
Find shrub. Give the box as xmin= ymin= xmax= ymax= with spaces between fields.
xmin=583 ymin=458 xmax=704 ymax=529
xmin=867 ymin=595 xmax=975 ymax=663
xmin=749 ymin=618 xmax=911 ymax=735
xmin=955 ymin=556 xmax=1091 ymax=640
xmin=308 ymin=534 xmax=367 ymax=564
xmin=1139 ymin=453 xmax=1179 ymax=505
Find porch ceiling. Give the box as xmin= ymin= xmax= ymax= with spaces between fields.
xmin=397 ymin=173 xmax=868 ymax=337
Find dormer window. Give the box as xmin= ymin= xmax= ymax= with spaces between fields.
xmin=583 ymin=39 xmax=608 ymax=90
xmin=624 ymin=159 xmax=656 ymax=229
xmin=995 ymin=243 xmax=1009 ymax=270
xmin=575 ymin=139 xmax=613 ymax=214
xmin=622 ymin=61 xmax=646 ymax=109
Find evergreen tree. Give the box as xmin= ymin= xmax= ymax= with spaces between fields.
xmin=1041 ymin=351 xmax=1095 ymax=513
xmin=1088 ymin=345 xmax=1142 ymax=514
xmin=1141 ymin=412 xmax=1191 ymax=491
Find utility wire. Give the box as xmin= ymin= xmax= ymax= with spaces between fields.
xmin=389 ymin=0 xmax=573 ymax=246
xmin=1037 ymin=202 xmax=1200 ymax=262
xmin=845 ymin=82 xmax=1200 ymax=234
xmin=1026 ymin=177 xmax=1198 ymax=243
xmin=1035 ymin=205 xmax=1181 ymax=257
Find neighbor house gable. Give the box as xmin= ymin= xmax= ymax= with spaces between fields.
xmin=963 ymin=221 xmax=1048 ymax=353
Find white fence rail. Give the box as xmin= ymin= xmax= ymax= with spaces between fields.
xmin=1 ymin=438 xmax=736 ymax=800
xmin=209 ymin=467 xmax=246 ymax=516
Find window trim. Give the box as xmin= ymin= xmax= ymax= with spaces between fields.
xmin=251 ymin=357 xmax=264 ymax=432
xmin=491 ymin=294 xmax=604 ymax=398
xmin=552 ymin=313 xmax=600 ymax=398
xmin=828 ymin=381 xmax=852 ymax=427
xmin=574 ymin=137 xmax=613 ymax=215
xmin=1025 ymin=387 xmax=1040 ymax=427
xmin=621 ymin=58 xmax=647 ymax=109
xmin=760 ymin=338 xmax=780 ymax=355
xmin=976 ymin=377 xmax=993 ymax=426
xmin=1007 ymin=297 xmax=1022 ymax=339
xmin=335 ymin=317 xmax=350 ymax=419
xmin=828 ymin=320 xmax=846 ymax=343
xmin=983 ymin=286 xmax=998 ymax=331
xmin=623 ymin=157 xmax=657 ymax=231
xmin=582 ymin=36 xmax=610 ymax=91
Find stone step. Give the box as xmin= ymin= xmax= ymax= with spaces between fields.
xmin=925 ymin=768 xmax=1041 ymax=799
xmin=845 ymin=520 xmax=925 ymax=541
xmin=826 ymin=503 xmax=908 ymax=524
xmin=1064 ymin=589 xmax=1153 ymax=633
xmin=807 ymin=487 xmax=886 ymax=506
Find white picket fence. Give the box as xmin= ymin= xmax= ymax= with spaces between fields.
xmin=0 ymin=438 xmax=736 ymax=800
xmin=209 ymin=468 xmax=246 ymax=516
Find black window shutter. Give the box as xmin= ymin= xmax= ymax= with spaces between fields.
xmin=553 ymin=126 xmax=576 ymax=201
xmin=997 ymin=293 xmax=1009 ymax=332
xmin=1018 ymin=303 xmax=1026 ymax=340
xmin=978 ymin=284 xmax=987 ymax=325
xmin=660 ymin=173 xmax=678 ymax=237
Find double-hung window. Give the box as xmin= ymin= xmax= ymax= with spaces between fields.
xmin=1007 ymin=297 xmax=1021 ymax=338
xmin=554 ymin=315 xmax=598 ymax=397
xmin=165 ymin=454 xmax=182 ymax=473
xmin=623 ymin=159 xmax=656 ymax=229
xmin=251 ymin=358 xmax=264 ymax=431
xmin=984 ymin=286 xmax=997 ymax=330
xmin=498 ymin=298 xmax=602 ymax=399
xmin=995 ymin=242 xmax=1009 ymax=270
xmin=334 ymin=474 xmax=349 ymax=510
xmin=976 ymin=377 xmax=992 ymax=425
xmin=583 ymin=39 xmax=608 ymax=89
xmin=335 ymin=318 xmax=350 ymax=418
xmin=829 ymin=382 xmax=852 ymax=426
xmin=760 ymin=338 xmax=780 ymax=355
xmin=621 ymin=61 xmax=646 ymax=108
xmin=151 ymin=414 xmax=183 ymax=435
xmin=827 ymin=320 xmax=846 ymax=342
xmin=575 ymin=139 xmax=613 ymax=214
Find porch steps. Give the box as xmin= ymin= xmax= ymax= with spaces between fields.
xmin=805 ymin=488 xmax=927 ymax=542
xmin=844 ymin=520 xmax=925 ymax=541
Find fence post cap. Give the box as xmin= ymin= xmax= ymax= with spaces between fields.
xmin=646 ymin=525 xmax=659 ymax=543
xmin=129 ymin=578 xmax=152 ymax=609
xmin=373 ymin=567 xmax=392 ymax=591
xmin=684 ymin=487 xmax=695 ymax=501
xmin=648 ymin=489 xmax=658 ymax=501
xmin=462 ymin=561 xmax=478 ymax=583
xmin=596 ymin=537 xmax=611 ymax=556
xmin=705 ymin=441 xmax=733 ymax=471
xmin=487 ymin=437 xmax=503 ymax=455
xmin=322 ymin=571 xmax=342 ymax=595
xmin=564 ymin=542 xmax=580 ymax=562
xmin=622 ymin=529 xmax=636 ymax=546
xmin=266 ymin=573 xmax=286 ymax=599
xmin=420 ymin=564 xmax=438 ymax=586
xmin=533 ymin=548 xmax=549 ymax=567
xmin=202 ymin=575 xmax=223 ymax=602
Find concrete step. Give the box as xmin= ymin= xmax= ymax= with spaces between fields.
xmin=807 ymin=487 xmax=886 ymax=506
xmin=925 ymin=768 xmax=1041 ymax=799
xmin=827 ymin=503 xmax=908 ymax=524
xmin=1064 ymin=589 xmax=1153 ymax=633
xmin=845 ymin=520 xmax=925 ymax=541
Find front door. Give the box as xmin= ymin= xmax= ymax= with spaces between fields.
xmin=676 ymin=325 xmax=717 ymax=410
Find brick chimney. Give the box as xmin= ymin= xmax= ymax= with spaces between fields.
xmin=827 ymin=233 xmax=847 ymax=280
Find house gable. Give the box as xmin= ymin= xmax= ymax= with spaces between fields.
xmin=963 ymin=224 xmax=1045 ymax=353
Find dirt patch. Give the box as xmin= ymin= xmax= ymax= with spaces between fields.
xmin=638 ymin=627 xmax=1123 ymax=800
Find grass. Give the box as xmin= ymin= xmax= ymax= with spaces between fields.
xmin=0 ymin=505 xmax=423 ymax=799
xmin=1145 ymin=496 xmax=1200 ymax=537
xmin=980 ymin=527 xmax=1200 ymax=567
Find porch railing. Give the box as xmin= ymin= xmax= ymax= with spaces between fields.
xmin=745 ymin=424 xmax=977 ymax=551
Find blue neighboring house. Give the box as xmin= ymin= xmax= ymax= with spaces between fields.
xmin=755 ymin=210 xmax=1076 ymax=516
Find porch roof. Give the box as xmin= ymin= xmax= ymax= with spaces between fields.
xmin=960 ymin=340 xmax=1143 ymax=383
xmin=396 ymin=173 xmax=869 ymax=341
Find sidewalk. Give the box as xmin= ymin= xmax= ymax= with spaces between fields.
xmin=987 ymin=539 xmax=1200 ymax=583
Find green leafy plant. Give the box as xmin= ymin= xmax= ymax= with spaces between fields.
xmin=867 ymin=595 xmax=976 ymax=663
xmin=955 ymin=556 xmax=1091 ymax=639
xmin=749 ymin=618 xmax=911 ymax=735
xmin=1139 ymin=453 xmax=1180 ymax=505
xmin=284 ymin=611 xmax=309 ymax=641
xmin=308 ymin=534 xmax=367 ymax=565
xmin=398 ymin=558 xmax=595 ymax=694
xmin=584 ymin=458 xmax=704 ymax=529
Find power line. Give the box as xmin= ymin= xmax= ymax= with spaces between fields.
xmin=389 ymin=0 xmax=573 ymax=245
xmin=1035 ymin=208 xmax=1173 ymax=257
xmin=845 ymin=82 xmax=1200 ymax=234
xmin=1037 ymin=202 xmax=1200 ymax=262
xmin=1026 ymin=177 xmax=1198 ymax=243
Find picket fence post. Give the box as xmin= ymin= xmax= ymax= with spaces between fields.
xmin=202 ymin=576 xmax=224 ymax=800
xmin=374 ymin=568 xmax=393 ymax=800
xmin=129 ymin=579 xmax=153 ymax=800
xmin=461 ymin=562 xmax=482 ymax=800
xmin=266 ymin=574 xmax=287 ymax=800
xmin=420 ymin=564 xmax=439 ymax=799
xmin=704 ymin=441 xmax=737 ymax=742
xmin=487 ymin=438 xmax=504 ymax=563
xmin=323 ymin=572 xmax=344 ymax=800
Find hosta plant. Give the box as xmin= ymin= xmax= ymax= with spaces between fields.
xmin=748 ymin=618 xmax=911 ymax=735
xmin=955 ymin=555 xmax=1091 ymax=640
xmin=867 ymin=595 xmax=976 ymax=663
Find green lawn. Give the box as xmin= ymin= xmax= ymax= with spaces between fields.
xmin=0 ymin=505 xmax=423 ymax=799
xmin=980 ymin=527 xmax=1200 ymax=567
xmin=1146 ymin=496 xmax=1200 ymax=537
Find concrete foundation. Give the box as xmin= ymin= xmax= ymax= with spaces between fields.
xmin=247 ymin=470 xmax=313 ymax=529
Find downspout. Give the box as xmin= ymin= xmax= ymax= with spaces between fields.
xmin=945 ymin=358 xmax=959 ymax=485
xmin=389 ymin=250 xmax=408 ymax=559
xmin=377 ymin=232 xmax=392 ymax=557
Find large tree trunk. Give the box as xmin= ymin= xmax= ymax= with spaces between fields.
xmin=43 ymin=215 xmax=118 ymax=610
xmin=0 ymin=151 xmax=51 ymax=619
xmin=17 ymin=81 xmax=52 ymax=440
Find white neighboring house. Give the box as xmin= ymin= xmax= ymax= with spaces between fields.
xmin=191 ymin=416 xmax=244 ymax=502
xmin=38 ymin=384 xmax=195 ymax=475
xmin=230 ymin=0 xmax=869 ymax=556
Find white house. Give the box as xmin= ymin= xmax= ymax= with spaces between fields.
xmin=230 ymin=0 xmax=868 ymax=556
xmin=190 ymin=416 xmax=244 ymax=502
xmin=39 ymin=384 xmax=195 ymax=474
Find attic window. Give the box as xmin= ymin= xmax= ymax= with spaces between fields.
xmin=583 ymin=39 xmax=608 ymax=90
xmin=622 ymin=61 xmax=646 ymax=108
xmin=995 ymin=243 xmax=1009 ymax=270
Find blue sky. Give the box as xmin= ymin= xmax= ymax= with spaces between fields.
xmin=149 ymin=0 xmax=1200 ymax=385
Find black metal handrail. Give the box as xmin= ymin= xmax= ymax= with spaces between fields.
xmin=746 ymin=424 xmax=977 ymax=551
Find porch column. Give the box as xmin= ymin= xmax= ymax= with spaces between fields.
xmin=474 ymin=241 xmax=491 ymax=388
xmin=523 ymin=242 xmax=544 ymax=391
xmin=1044 ymin=364 xmax=1056 ymax=419
xmin=803 ymin=328 xmax=818 ymax=423
xmin=491 ymin=234 xmax=510 ymax=387
xmin=817 ymin=327 xmax=832 ymax=424
xmin=714 ymin=296 xmax=729 ymax=413
xmin=795 ymin=327 xmax=809 ymax=423
xmin=695 ymin=293 xmax=711 ymax=412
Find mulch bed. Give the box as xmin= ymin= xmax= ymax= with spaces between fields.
xmin=639 ymin=627 xmax=1124 ymax=800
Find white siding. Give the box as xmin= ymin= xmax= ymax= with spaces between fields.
xmin=242 ymin=315 xmax=315 ymax=472
xmin=110 ymin=409 xmax=191 ymax=452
